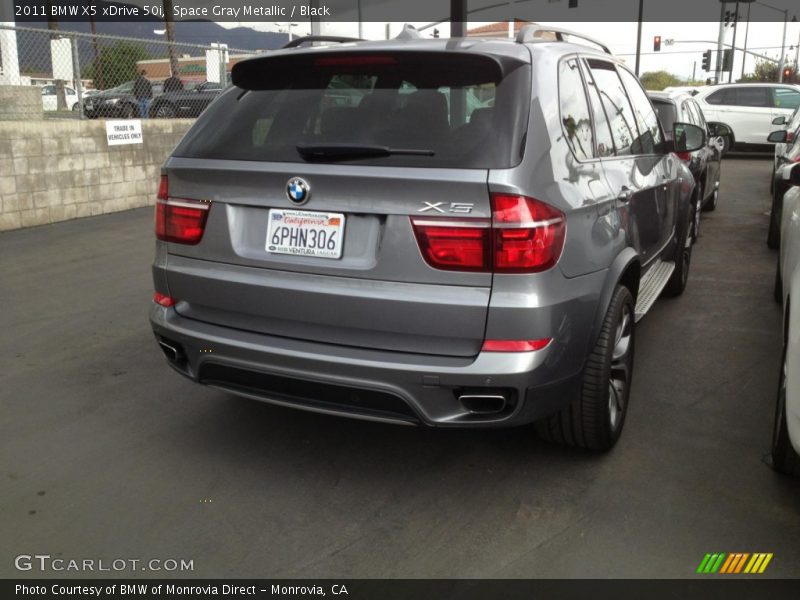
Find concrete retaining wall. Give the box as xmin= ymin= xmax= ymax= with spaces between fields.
xmin=0 ymin=86 xmax=43 ymax=121
xmin=0 ymin=119 xmax=194 ymax=231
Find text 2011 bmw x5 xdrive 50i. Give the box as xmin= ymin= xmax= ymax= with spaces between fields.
xmin=150 ymin=26 xmax=703 ymax=451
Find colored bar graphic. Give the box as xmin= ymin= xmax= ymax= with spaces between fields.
xmin=719 ymin=554 xmax=735 ymax=574
xmin=758 ymin=554 xmax=773 ymax=574
xmin=710 ymin=553 xmax=726 ymax=573
xmin=697 ymin=554 xmax=712 ymax=574
xmin=698 ymin=552 xmax=773 ymax=575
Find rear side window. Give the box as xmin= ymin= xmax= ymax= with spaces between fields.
xmin=617 ymin=67 xmax=664 ymax=154
xmin=705 ymin=89 xmax=732 ymax=105
xmin=174 ymin=52 xmax=530 ymax=169
xmin=558 ymin=58 xmax=594 ymax=160
xmin=775 ymin=87 xmax=800 ymax=110
xmin=735 ymin=86 xmax=771 ymax=107
xmin=686 ymin=100 xmax=706 ymax=128
xmin=652 ymin=100 xmax=676 ymax=136
xmin=586 ymin=60 xmax=639 ymax=156
xmin=582 ymin=61 xmax=616 ymax=157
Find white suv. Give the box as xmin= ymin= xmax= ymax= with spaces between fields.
xmin=695 ymin=83 xmax=800 ymax=151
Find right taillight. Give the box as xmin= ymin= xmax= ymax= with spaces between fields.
xmin=155 ymin=175 xmax=211 ymax=245
xmin=411 ymin=195 xmax=566 ymax=273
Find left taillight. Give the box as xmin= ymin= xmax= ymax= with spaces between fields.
xmin=155 ymin=175 xmax=211 ymax=245
xmin=153 ymin=292 xmax=176 ymax=307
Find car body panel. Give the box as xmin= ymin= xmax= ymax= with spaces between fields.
xmin=780 ymin=183 xmax=800 ymax=453
xmin=695 ymin=83 xmax=800 ymax=146
xmin=150 ymin=37 xmax=693 ymax=427
xmin=649 ymin=91 xmax=723 ymax=210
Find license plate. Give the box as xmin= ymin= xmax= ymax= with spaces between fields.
xmin=266 ymin=209 xmax=345 ymax=259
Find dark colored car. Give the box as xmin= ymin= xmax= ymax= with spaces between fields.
xmin=83 ymin=81 xmax=163 ymax=119
xmin=767 ymin=124 xmax=800 ymax=248
xmin=149 ymin=81 xmax=224 ymax=119
xmin=150 ymin=28 xmax=703 ymax=451
xmin=649 ymin=90 xmax=731 ymax=242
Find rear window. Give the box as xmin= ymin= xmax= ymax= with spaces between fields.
xmin=652 ymin=100 xmax=677 ymax=135
xmin=173 ymin=52 xmax=530 ymax=169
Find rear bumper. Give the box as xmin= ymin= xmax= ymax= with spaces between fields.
xmin=149 ymin=305 xmax=584 ymax=428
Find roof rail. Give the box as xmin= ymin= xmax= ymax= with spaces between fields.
xmin=516 ymin=25 xmax=611 ymax=55
xmin=395 ymin=24 xmax=423 ymax=40
xmin=282 ymin=35 xmax=364 ymax=49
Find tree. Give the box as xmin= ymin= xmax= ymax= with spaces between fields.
xmin=738 ymin=59 xmax=780 ymax=83
xmin=83 ymin=41 xmax=150 ymax=89
xmin=639 ymin=70 xmax=682 ymax=91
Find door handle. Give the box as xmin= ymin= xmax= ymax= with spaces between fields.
xmin=617 ymin=187 xmax=633 ymax=203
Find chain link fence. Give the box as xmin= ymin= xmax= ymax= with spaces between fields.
xmin=0 ymin=23 xmax=258 ymax=120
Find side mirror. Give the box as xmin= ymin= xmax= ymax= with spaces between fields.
xmin=772 ymin=115 xmax=787 ymax=125
xmin=708 ymin=122 xmax=732 ymax=137
xmin=673 ymin=122 xmax=705 ymax=153
xmin=791 ymin=163 xmax=800 ymax=186
xmin=768 ymin=130 xmax=788 ymax=143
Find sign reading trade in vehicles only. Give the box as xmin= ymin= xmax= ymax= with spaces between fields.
xmin=105 ymin=120 xmax=143 ymax=146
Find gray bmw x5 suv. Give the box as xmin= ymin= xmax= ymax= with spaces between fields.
xmin=150 ymin=26 xmax=703 ymax=451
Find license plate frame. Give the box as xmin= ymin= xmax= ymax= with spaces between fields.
xmin=266 ymin=209 xmax=346 ymax=260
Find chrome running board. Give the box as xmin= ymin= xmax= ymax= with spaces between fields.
xmin=635 ymin=260 xmax=675 ymax=322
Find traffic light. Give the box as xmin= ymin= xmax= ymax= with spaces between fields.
xmin=702 ymin=50 xmax=712 ymax=71
xmin=653 ymin=35 xmax=661 ymax=52
xmin=722 ymin=49 xmax=733 ymax=72
xmin=785 ymin=67 xmax=793 ymax=80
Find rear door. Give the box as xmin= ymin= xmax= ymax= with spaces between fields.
xmin=584 ymin=58 xmax=670 ymax=265
xmin=162 ymin=49 xmax=531 ymax=357
xmin=726 ymin=86 xmax=774 ymax=144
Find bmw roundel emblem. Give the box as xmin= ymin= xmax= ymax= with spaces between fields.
xmin=286 ymin=177 xmax=310 ymax=205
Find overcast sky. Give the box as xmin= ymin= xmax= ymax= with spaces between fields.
xmin=221 ymin=19 xmax=800 ymax=82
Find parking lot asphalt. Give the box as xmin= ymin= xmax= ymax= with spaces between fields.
xmin=1 ymin=156 xmax=799 ymax=579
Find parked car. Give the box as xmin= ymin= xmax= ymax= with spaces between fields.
xmin=149 ymin=27 xmax=702 ymax=451
xmin=149 ymin=81 xmax=224 ymax=118
xmin=767 ymin=132 xmax=800 ymax=249
xmin=769 ymin=107 xmax=800 ymax=192
xmin=40 ymin=84 xmax=79 ymax=111
xmin=694 ymin=83 xmax=800 ymax=152
xmin=772 ymin=161 xmax=800 ymax=476
xmin=649 ymin=90 xmax=730 ymax=241
xmin=84 ymin=80 xmax=163 ymax=119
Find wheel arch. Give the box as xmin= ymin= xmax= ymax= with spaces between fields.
xmin=590 ymin=248 xmax=640 ymax=352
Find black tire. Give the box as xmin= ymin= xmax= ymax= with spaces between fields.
xmin=121 ymin=104 xmax=136 ymax=119
xmin=771 ymin=325 xmax=800 ymax=477
xmin=154 ymin=102 xmax=176 ymax=119
xmin=720 ymin=134 xmax=732 ymax=156
xmin=702 ymin=186 xmax=718 ymax=212
xmin=774 ymin=262 xmax=783 ymax=305
xmin=691 ymin=181 xmax=703 ymax=244
xmin=663 ymin=212 xmax=693 ymax=297
xmin=767 ymin=192 xmax=781 ymax=250
xmin=535 ymin=285 xmax=635 ymax=451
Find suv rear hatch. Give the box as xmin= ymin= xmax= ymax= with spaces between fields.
xmin=161 ymin=46 xmax=531 ymax=357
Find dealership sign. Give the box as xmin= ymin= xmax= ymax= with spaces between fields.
xmin=105 ymin=120 xmax=143 ymax=146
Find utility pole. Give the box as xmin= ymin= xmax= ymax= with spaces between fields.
xmin=46 ymin=0 xmax=67 ymax=110
xmin=778 ymin=9 xmax=788 ymax=82
xmin=635 ymin=0 xmax=643 ymax=76
xmin=716 ymin=2 xmax=727 ymax=83
xmin=741 ymin=1 xmax=751 ymax=79
xmin=729 ymin=1 xmax=739 ymax=82
xmin=161 ymin=0 xmax=179 ymax=79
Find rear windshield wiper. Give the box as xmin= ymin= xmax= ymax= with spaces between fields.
xmin=296 ymin=143 xmax=434 ymax=161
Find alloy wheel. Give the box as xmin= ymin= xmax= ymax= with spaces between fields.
xmin=608 ymin=303 xmax=633 ymax=432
